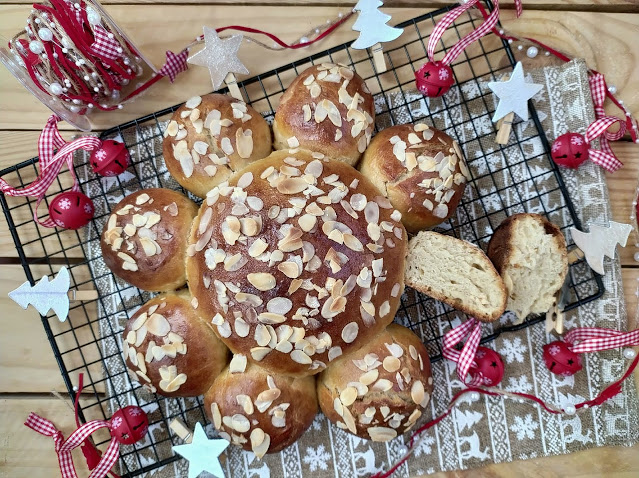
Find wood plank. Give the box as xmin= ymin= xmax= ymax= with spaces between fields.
xmin=1 ymin=7 xmax=637 ymax=130
xmin=0 ymin=264 xmax=105 ymax=394
xmin=4 ymin=0 xmax=639 ymax=9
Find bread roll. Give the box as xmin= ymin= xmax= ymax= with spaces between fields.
xmin=101 ymin=188 xmax=198 ymax=291
xmin=204 ymin=358 xmax=317 ymax=457
xmin=359 ymin=123 xmax=470 ymax=233
xmin=487 ymin=213 xmax=568 ymax=321
xmin=186 ymin=149 xmax=407 ymax=376
xmin=273 ymin=63 xmax=375 ymax=166
xmin=405 ymin=231 xmax=507 ymax=322
xmin=163 ymin=94 xmax=272 ymax=198
xmin=122 ymin=291 xmax=229 ymax=396
xmin=317 ymin=324 xmax=433 ymax=441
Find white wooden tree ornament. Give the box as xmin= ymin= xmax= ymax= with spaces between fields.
xmin=8 ymin=266 xmax=98 ymax=322
xmin=570 ymin=221 xmax=632 ymax=275
xmin=351 ymin=0 xmax=403 ymax=73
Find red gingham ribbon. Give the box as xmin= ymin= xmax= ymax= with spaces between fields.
xmin=25 ymin=413 xmax=120 ymax=478
xmin=0 ymin=115 xmax=102 ymax=227
xmin=427 ymin=0 xmax=520 ymax=66
xmin=442 ymin=318 xmax=484 ymax=385
xmin=564 ymin=327 xmax=639 ymax=354
xmin=582 ymin=116 xmax=625 ymax=172
xmin=90 ymin=25 xmax=123 ymax=62
xmin=159 ymin=49 xmax=189 ymax=83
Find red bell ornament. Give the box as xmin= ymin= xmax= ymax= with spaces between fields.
xmin=415 ymin=61 xmax=454 ymax=98
xmin=48 ymin=191 xmax=94 ymax=229
xmin=468 ymin=346 xmax=505 ymax=386
xmin=551 ymin=133 xmax=589 ymax=169
xmin=543 ymin=341 xmax=583 ymax=376
xmin=90 ymin=139 xmax=130 ymax=177
xmin=110 ymin=405 xmax=149 ymax=445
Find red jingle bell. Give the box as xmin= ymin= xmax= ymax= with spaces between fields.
xmin=109 ymin=406 xmax=148 ymax=445
xmin=543 ymin=341 xmax=583 ymax=376
xmin=415 ymin=61 xmax=454 ymax=98
xmin=468 ymin=347 xmax=505 ymax=386
xmin=550 ymin=133 xmax=589 ymax=169
xmin=90 ymin=139 xmax=130 ymax=177
xmin=48 ymin=191 xmax=94 ymax=229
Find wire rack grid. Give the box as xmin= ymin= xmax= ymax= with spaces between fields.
xmin=0 ymin=2 xmax=604 ymax=476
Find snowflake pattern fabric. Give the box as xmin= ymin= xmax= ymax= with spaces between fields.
xmin=77 ymin=58 xmax=639 ymax=478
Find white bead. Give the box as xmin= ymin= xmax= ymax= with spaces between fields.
xmin=564 ymin=405 xmax=576 ymax=415
xmin=398 ymin=446 xmax=407 ymax=455
xmin=52 ymin=53 xmax=58 ymax=59
xmin=62 ymin=48 xmax=68 ymax=54
xmin=123 ymin=58 xmax=130 ymax=65
xmin=38 ymin=28 xmax=53 ymax=42
xmin=62 ymin=88 xmax=67 ymax=93
xmin=117 ymin=104 xmax=123 ymax=109
xmin=29 ymin=41 xmax=44 ymax=54
xmin=87 ymin=10 xmax=101 ymax=25
xmin=469 ymin=391 xmax=481 ymax=402
xmin=624 ymin=348 xmax=637 ymax=359
xmin=74 ymin=3 xmax=80 ymax=9
xmin=108 ymin=33 xmax=115 ymax=39
xmin=88 ymin=103 xmax=94 ymax=108
xmin=517 ymin=45 xmax=523 ymax=51
xmin=111 ymin=90 xmax=120 ymax=99
xmin=61 ymin=37 xmax=72 ymax=49
xmin=73 ymin=385 xmax=78 ymax=392
xmin=608 ymin=85 xmax=617 ymax=94
xmin=300 ymin=36 xmax=309 ymax=44
xmin=49 ymin=82 xmax=63 ymax=95
xmin=93 ymin=86 xmax=99 ymax=92
xmin=121 ymin=78 xmax=129 ymax=85
xmin=35 ymin=18 xmax=41 ymax=24
xmin=499 ymin=29 xmax=505 ymax=35
xmin=527 ymin=46 xmax=539 ymax=58
xmin=583 ymin=404 xmax=589 ymax=409
xmin=117 ymin=48 xmax=123 ymax=54
xmin=619 ymin=100 xmax=624 ymax=105
xmin=545 ymin=51 xmax=550 ymax=56
xmin=75 ymin=60 xmax=81 ymax=67
xmin=518 ymin=399 xmax=525 ymax=404
xmin=84 ymin=75 xmax=90 ymax=81
xmin=508 ymin=39 xmax=513 ymax=44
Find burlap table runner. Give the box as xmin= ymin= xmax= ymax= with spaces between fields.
xmin=80 ymin=58 xmax=638 ymax=477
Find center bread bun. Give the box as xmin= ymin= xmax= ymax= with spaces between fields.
xmin=186 ymin=149 xmax=408 ymax=377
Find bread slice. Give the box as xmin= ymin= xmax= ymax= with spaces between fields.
xmin=404 ymin=231 xmax=507 ymax=322
xmin=487 ymin=213 xmax=568 ymax=322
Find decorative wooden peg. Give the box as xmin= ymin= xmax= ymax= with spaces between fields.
xmin=495 ymin=111 xmax=514 ymax=145
xmin=169 ymin=418 xmax=194 ymax=444
xmin=225 ymin=73 xmax=243 ymax=101
xmin=68 ymin=289 xmax=99 ymax=301
xmin=371 ymin=43 xmax=387 ymax=73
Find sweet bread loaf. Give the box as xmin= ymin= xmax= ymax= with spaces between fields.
xmin=204 ymin=358 xmax=317 ymax=457
xmin=487 ymin=213 xmax=568 ymax=321
xmin=317 ymin=323 xmax=433 ymax=441
xmin=359 ymin=123 xmax=470 ymax=233
xmin=101 ymin=188 xmax=198 ymax=291
xmin=186 ymin=149 xmax=407 ymax=376
xmin=273 ymin=63 xmax=375 ymax=166
xmin=122 ymin=291 xmax=229 ymax=396
xmin=163 ymin=94 xmax=272 ymax=198
xmin=404 ymin=231 xmax=507 ymax=322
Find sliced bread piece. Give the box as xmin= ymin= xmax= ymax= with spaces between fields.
xmin=404 ymin=231 xmax=507 ymax=322
xmin=487 ymin=213 xmax=568 ymax=322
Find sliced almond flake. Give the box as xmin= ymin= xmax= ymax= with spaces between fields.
xmin=248 ymin=238 xmax=268 ymax=258
xmin=257 ymin=312 xmax=287 ymax=325
xmin=117 ymin=252 xmax=136 ymax=264
xmin=433 ymin=203 xmax=448 ymax=219
xmin=267 ymin=297 xmax=293 ymax=315
xmin=189 ymin=108 xmax=201 ymax=122
xmin=342 ymin=406 xmax=357 ymax=434
xmin=185 ymin=96 xmax=202 ymax=109
xmin=423 ymin=128 xmax=435 ymax=141
xmin=335 ymin=129 xmax=343 ymax=141
xmin=237 ymin=394 xmax=254 ymax=415
xmin=343 ymin=233 xmax=364 ymax=252
xmin=276 ymin=177 xmax=308 ymax=194
xmin=340 ymin=386 xmax=358 ymax=406
xmin=411 ymin=380 xmax=425 ymax=405
xmin=236 ymin=128 xmax=254 ymax=159
xmin=192 ymin=119 xmax=204 ymax=134
xmin=250 ymin=346 xmax=271 ymax=362
xmin=252 ymin=431 xmax=271 ymax=459
xmin=333 ymin=397 xmax=344 ymax=417
xmin=372 ymin=379 xmax=393 ymax=392
xmin=379 ymin=300 xmax=391 ymax=318
xmin=229 ymin=354 xmax=248 ymax=375
xmin=221 ymin=137 xmax=234 ymax=155
xmin=341 ymin=322 xmax=359 ymax=344
xmin=288 ymin=278 xmax=303 ymax=295
xmin=358 ymin=135 xmax=368 ymax=153
xmin=383 ymin=356 xmax=401 ymax=372
xmin=287 ymin=136 xmax=300 ymax=148
xmin=175 ymin=129 xmax=188 ymax=141
xmin=407 ymin=132 xmax=422 ymax=145
xmin=408 ymin=345 xmax=419 ymax=361
xmin=291 ymin=349 xmax=312 ymax=364
xmin=165 ymin=121 xmax=179 ymax=137
xmin=359 ymin=369 xmax=379 ymax=386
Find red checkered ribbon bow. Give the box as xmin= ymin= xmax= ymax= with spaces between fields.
xmin=583 ymin=73 xmax=628 ymax=172
xmin=442 ymin=318 xmax=484 ymax=385
xmin=0 ymin=115 xmax=101 ymax=227
xmin=564 ymin=327 xmax=639 ymax=354
xmin=427 ymin=0 xmax=522 ymax=66
xmin=24 ymin=413 xmax=120 ymax=478
xmin=90 ymin=25 xmax=122 ymax=62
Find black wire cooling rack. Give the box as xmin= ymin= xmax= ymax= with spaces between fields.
xmin=0 ymin=2 xmax=605 ymax=476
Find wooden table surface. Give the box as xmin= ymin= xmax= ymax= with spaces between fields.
xmin=1 ymin=1 xmax=638 ymax=477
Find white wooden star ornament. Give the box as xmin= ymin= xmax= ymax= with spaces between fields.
xmin=173 ymin=422 xmax=229 ymax=478
xmin=487 ymin=62 xmax=543 ymax=123
xmin=188 ymin=26 xmax=249 ymax=91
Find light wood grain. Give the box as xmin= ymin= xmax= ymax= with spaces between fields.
xmin=1 ymin=7 xmax=638 ymax=130
xmin=0 ymin=264 xmax=105 ymax=394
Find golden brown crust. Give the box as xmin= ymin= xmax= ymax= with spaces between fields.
xmin=273 ymin=63 xmax=375 ymax=166
xmin=163 ymin=94 xmax=272 ymax=198
xmin=122 ymin=291 xmax=229 ymax=397
xmin=359 ymin=124 xmax=470 ymax=233
xmin=317 ymin=324 xmax=433 ymax=441
xmin=185 ymin=149 xmax=407 ymax=377
xmin=486 ymin=213 xmax=567 ymax=274
xmin=203 ymin=360 xmax=317 ymax=456
xmin=100 ymin=188 xmax=198 ymax=291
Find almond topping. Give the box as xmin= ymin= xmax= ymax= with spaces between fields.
xmin=229 ymin=354 xmax=247 ymax=373
xmin=341 ymin=322 xmax=359 ymax=343
xmin=247 ymin=273 xmax=276 ymax=291
xmin=411 ymin=380 xmax=425 ymax=405
xmin=278 ymin=261 xmax=300 ymax=279
xmin=340 ymin=386 xmax=358 ymax=407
